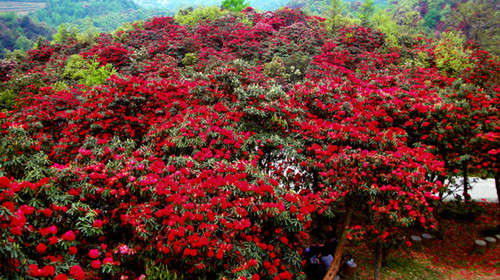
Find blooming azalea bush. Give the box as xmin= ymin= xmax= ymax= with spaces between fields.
xmin=0 ymin=6 xmax=498 ymax=280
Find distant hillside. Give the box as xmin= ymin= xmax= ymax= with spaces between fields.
xmin=0 ymin=12 xmax=54 ymax=58
xmin=0 ymin=0 xmax=46 ymax=16
xmin=0 ymin=0 xmax=171 ymax=58
xmin=66 ymin=8 xmax=172 ymax=33
xmin=33 ymin=0 xmax=140 ymax=27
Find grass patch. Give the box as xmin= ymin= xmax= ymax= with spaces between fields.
xmin=382 ymin=256 xmax=443 ymax=280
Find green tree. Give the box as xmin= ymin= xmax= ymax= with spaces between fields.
xmin=358 ymin=0 xmax=375 ymax=26
xmin=51 ymin=24 xmax=78 ymax=44
xmin=434 ymin=31 xmax=473 ymax=76
xmin=371 ymin=9 xmax=400 ymax=47
xmin=175 ymin=6 xmax=229 ymax=25
xmin=323 ymin=0 xmax=359 ymax=31
xmin=221 ymin=0 xmax=249 ymax=12
xmin=13 ymin=35 xmax=32 ymax=52
xmin=400 ymin=10 xmax=425 ymax=34
xmin=424 ymin=8 xmax=441 ymax=29
xmin=443 ymin=0 xmax=500 ymax=56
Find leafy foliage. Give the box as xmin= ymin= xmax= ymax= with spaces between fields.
xmin=174 ymin=6 xmax=230 ymax=26
xmin=63 ymin=55 xmax=117 ymax=87
xmin=222 ymin=0 xmax=250 ymax=12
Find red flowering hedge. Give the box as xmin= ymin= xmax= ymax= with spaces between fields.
xmin=0 ymin=7 xmax=498 ymax=280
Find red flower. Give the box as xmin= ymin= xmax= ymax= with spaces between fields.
xmin=36 ymin=243 xmax=47 ymax=254
xmin=20 ymin=205 xmax=35 ymax=215
xmin=9 ymin=211 xmax=26 ymax=227
xmin=49 ymin=225 xmax=58 ymax=235
xmin=10 ymin=226 xmax=22 ymax=235
xmin=92 ymin=219 xmax=103 ymax=228
xmin=54 ymin=274 xmax=68 ymax=280
xmin=61 ymin=230 xmax=75 ymax=241
xmin=68 ymin=246 xmax=78 ymax=255
xmin=89 ymin=249 xmax=100 ymax=259
xmin=28 ymin=264 xmax=40 ymax=277
xmin=42 ymin=265 xmax=55 ymax=277
xmin=48 ymin=236 xmax=58 ymax=245
xmin=41 ymin=208 xmax=53 ymax=217
xmin=280 ymin=236 xmax=288 ymax=244
xmin=69 ymin=265 xmax=85 ymax=280
xmin=2 ymin=201 xmax=15 ymax=212
xmin=91 ymin=260 xmax=101 ymax=269
xmin=0 ymin=176 xmax=10 ymax=187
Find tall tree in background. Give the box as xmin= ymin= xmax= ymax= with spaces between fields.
xmin=358 ymin=0 xmax=375 ymax=26
xmin=324 ymin=0 xmax=347 ymax=31
xmin=221 ymin=0 xmax=249 ymax=12
xmin=444 ymin=0 xmax=499 ymax=55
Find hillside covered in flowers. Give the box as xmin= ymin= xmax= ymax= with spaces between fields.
xmin=0 ymin=6 xmax=498 ymax=280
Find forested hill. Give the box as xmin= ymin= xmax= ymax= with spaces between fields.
xmin=33 ymin=0 xmax=140 ymax=27
xmin=0 ymin=0 xmax=171 ymax=58
xmin=0 ymin=13 xmax=54 ymax=58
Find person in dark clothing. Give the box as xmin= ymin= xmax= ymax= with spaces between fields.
xmin=304 ymin=244 xmax=328 ymax=279
xmin=304 ymin=229 xmax=339 ymax=279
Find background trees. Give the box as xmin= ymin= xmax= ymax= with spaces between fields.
xmin=358 ymin=0 xmax=375 ymax=26
xmin=0 ymin=13 xmax=54 ymax=58
xmin=221 ymin=0 xmax=250 ymax=12
xmin=443 ymin=0 xmax=499 ymax=56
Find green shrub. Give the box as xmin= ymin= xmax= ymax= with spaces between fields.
xmin=174 ymin=6 xmax=229 ymax=26
xmin=434 ymin=32 xmax=473 ymax=76
xmin=182 ymin=52 xmax=198 ymax=66
xmin=145 ymin=260 xmax=183 ymax=280
xmin=0 ymin=89 xmax=16 ymax=111
xmin=263 ymin=56 xmax=286 ymax=78
xmin=63 ymin=54 xmax=116 ymax=87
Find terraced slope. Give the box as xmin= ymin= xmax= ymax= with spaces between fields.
xmin=0 ymin=1 xmax=46 ymax=16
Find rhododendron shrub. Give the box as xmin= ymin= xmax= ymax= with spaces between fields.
xmin=0 ymin=59 xmax=18 ymax=83
xmin=0 ymin=7 xmax=498 ymax=280
xmin=0 ymin=121 xmax=315 ymax=278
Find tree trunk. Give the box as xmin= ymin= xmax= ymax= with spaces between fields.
xmin=381 ymin=247 xmax=389 ymax=267
xmin=323 ymin=199 xmax=355 ymax=280
xmin=373 ymin=241 xmax=383 ymax=280
xmin=462 ymin=161 xmax=470 ymax=203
